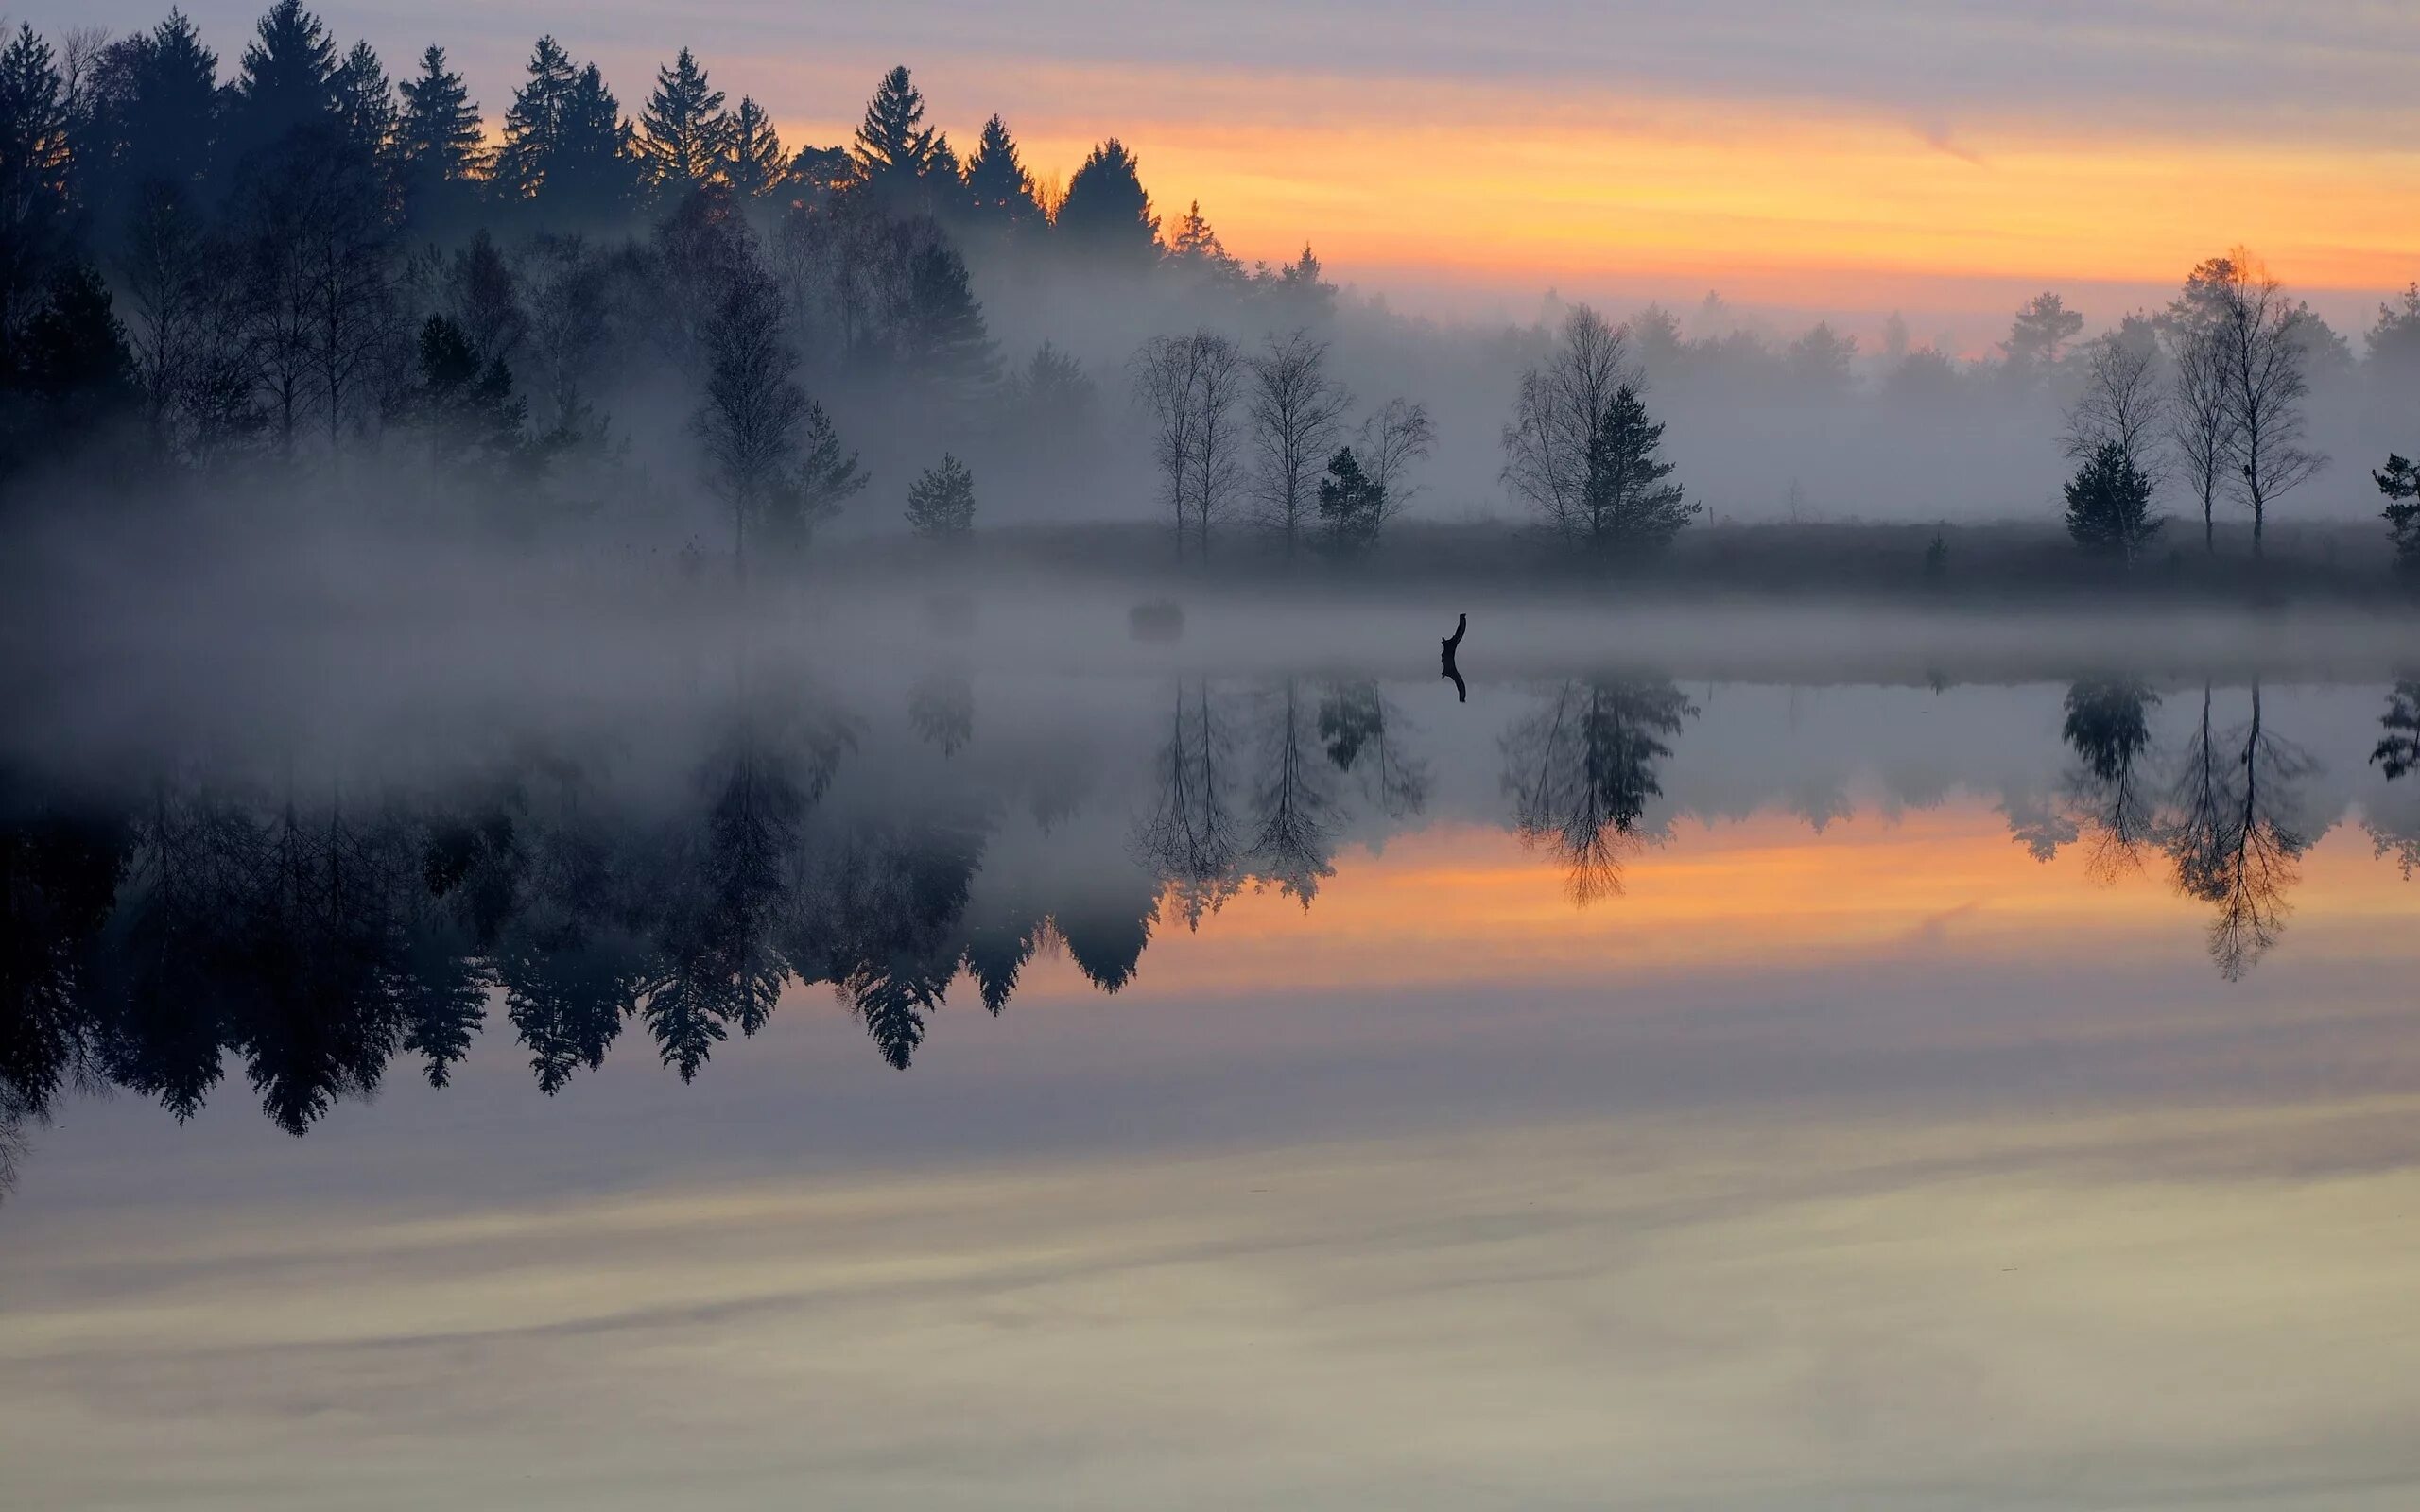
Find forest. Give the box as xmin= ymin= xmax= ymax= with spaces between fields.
xmin=2 ymin=3 xmax=2419 ymax=589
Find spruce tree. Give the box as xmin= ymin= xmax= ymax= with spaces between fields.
xmin=1166 ymin=200 xmax=1240 ymax=283
xmin=638 ymin=47 xmax=727 ymax=200
xmin=895 ymin=239 xmax=998 ymax=397
xmin=1057 ymin=140 xmax=1159 ymax=268
xmin=1580 ymin=384 xmax=1699 ymax=557
xmin=961 ymin=114 xmax=1040 ymax=227
xmin=331 ymin=41 xmax=395 ymax=177
xmin=905 ymin=454 xmax=976 ymax=539
xmin=114 ymin=12 xmax=220 ymax=206
xmin=722 ymin=97 xmax=786 ymax=201
xmin=2379 ymin=455 xmax=2420 ymax=574
xmin=550 ymin=63 xmax=635 ymax=223
xmin=225 ymin=0 xmax=338 ymax=163
xmin=852 ymin=65 xmax=935 ymax=198
xmin=0 ymin=25 xmax=73 ymax=353
xmin=494 ymin=36 xmax=577 ymax=199
xmin=396 ymin=44 xmax=484 ymax=222
xmin=1316 ymin=446 xmax=1386 ymax=557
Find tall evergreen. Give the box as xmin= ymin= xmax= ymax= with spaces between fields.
xmin=1166 ymin=200 xmax=1240 ymax=282
xmin=637 ymin=47 xmax=727 ymax=201
xmin=493 ymin=36 xmax=578 ymax=200
xmin=98 ymin=12 xmax=220 ymax=217
xmin=396 ymin=44 xmax=483 ymax=226
xmin=1057 ymin=139 xmax=1159 ymax=268
xmin=224 ymin=0 xmax=339 ymax=165
xmin=331 ymin=40 xmax=395 ymax=180
xmin=1579 ymin=385 xmax=1698 ymax=556
xmin=961 ymin=114 xmax=1040 ymax=228
xmin=722 ymin=97 xmax=786 ymax=201
xmin=894 ymin=239 xmax=998 ymax=398
xmin=0 ymin=25 xmax=73 ymax=359
xmin=2063 ymin=439 xmax=2163 ymax=564
xmin=852 ymin=65 xmax=936 ymax=199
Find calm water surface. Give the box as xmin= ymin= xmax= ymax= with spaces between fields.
xmin=6 ymin=639 xmax=2419 ymax=1507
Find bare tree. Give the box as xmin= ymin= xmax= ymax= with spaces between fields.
xmin=1501 ymin=306 xmax=1634 ymax=540
xmin=1356 ymin=397 xmax=1434 ymax=522
xmin=694 ymin=263 xmax=806 ymax=572
xmin=2215 ymin=250 xmax=2324 ymax=557
xmin=2168 ymin=322 xmax=2235 ymax=552
xmin=515 ymin=233 xmax=610 ymax=432
xmin=1246 ymin=330 xmax=1351 ymax=558
xmin=1131 ymin=331 xmax=1244 ymax=561
xmin=116 ymin=182 xmax=213 ymax=455
xmin=2063 ymin=335 xmax=2166 ymax=487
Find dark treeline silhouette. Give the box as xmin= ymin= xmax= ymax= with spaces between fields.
xmin=4 ymin=10 xmax=2417 ymax=582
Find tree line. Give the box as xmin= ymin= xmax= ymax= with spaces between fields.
xmin=3 ymin=7 xmax=2416 ymax=576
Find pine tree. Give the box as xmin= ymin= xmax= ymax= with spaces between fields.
xmin=225 ymin=0 xmax=338 ymax=163
xmin=905 ymin=453 xmax=975 ymax=538
xmin=763 ymin=400 xmax=865 ymax=555
xmin=2063 ymin=439 xmax=2162 ymax=564
xmin=961 ymin=114 xmax=1040 ymax=227
xmin=2374 ymin=455 xmax=2420 ymax=574
xmin=1316 ymin=446 xmax=1386 ymax=557
xmin=104 ymin=13 xmax=221 ymax=205
xmin=1580 ymin=385 xmax=1699 ymax=557
xmin=1057 ymin=139 xmax=1159 ymax=268
xmin=550 ymin=63 xmax=635 ymax=223
xmin=413 ymin=313 xmax=526 ymax=470
xmin=722 ymin=96 xmax=786 ymax=201
xmin=638 ymin=47 xmax=727 ymax=200
xmin=1166 ymin=200 xmax=1240 ymax=283
xmin=396 ymin=44 xmax=484 ymax=221
xmin=852 ymin=65 xmax=935 ymax=199
xmin=0 ymin=25 xmax=73 ymax=358
xmin=494 ymin=36 xmax=577 ymax=199
xmin=894 ymin=239 xmax=998 ymax=397
xmin=331 ymin=41 xmax=395 ymax=180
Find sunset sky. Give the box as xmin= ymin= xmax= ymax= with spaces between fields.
xmin=35 ymin=2 xmax=2420 ymax=341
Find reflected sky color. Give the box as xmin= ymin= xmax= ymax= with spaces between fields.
xmin=30 ymin=0 xmax=2420 ymax=330
xmin=8 ymin=771 xmax=2420 ymax=1506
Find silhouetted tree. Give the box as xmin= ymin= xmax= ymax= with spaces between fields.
xmin=1315 ymin=447 xmax=1385 ymax=558
xmin=721 ymin=96 xmax=786 ymax=202
xmin=1317 ymin=680 xmax=1428 ymax=818
xmin=851 ymin=65 xmax=937 ymax=205
xmin=638 ymin=47 xmax=727 ymax=202
xmin=905 ymin=453 xmax=976 ymax=539
xmin=694 ymin=259 xmax=807 ymax=570
xmin=2167 ymin=318 xmax=2235 ymax=553
xmin=409 ymin=313 xmax=526 ymax=474
xmin=395 ymin=44 xmax=484 ymax=230
xmin=1246 ymin=680 xmax=1340 ymax=904
xmin=2063 ymin=439 xmax=2162 ymax=564
xmin=2161 ymin=684 xmax=2313 ymax=980
xmin=2064 ymin=330 xmax=2165 ymax=484
xmin=1134 ymin=679 xmax=1243 ymax=927
xmin=2375 ymin=681 xmax=2420 ymax=781
xmin=1502 ymin=305 xmax=1630 ymax=542
xmin=1576 ymin=384 xmax=1697 ymax=557
xmin=0 ymin=25 xmax=74 ymax=370
xmin=1503 ymin=679 xmax=1697 ymax=902
xmin=1058 ymin=139 xmax=1159 ymax=270
xmin=893 ymin=238 xmax=997 ymax=399
xmin=1132 ymin=330 xmax=1244 ymax=561
xmin=221 ymin=0 xmax=338 ymax=171
xmin=2376 ymin=454 xmax=2420 ymax=575
xmin=1355 ymin=398 xmax=1433 ymax=512
xmin=1166 ymin=199 xmax=1242 ymax=286
xmin=2213 ymin=249 xmax=2323 ymax=557
xmin=763 ymin=401 xmax=865 ymax=558
xmin=2061 ymin=679 xmax=2161 ymax=877
xmin=1247 ymin=330 xmax=1350 ymax=558
xmin=961 ymin=114 xmax=1041 ymax=229
xmin=2001 ymin=290 xmax=2082 ymax=381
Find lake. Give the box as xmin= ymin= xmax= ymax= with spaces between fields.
xmin=5 ymin=600 xmax=2419 ymax=1508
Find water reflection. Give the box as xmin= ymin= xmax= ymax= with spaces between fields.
xmin=4 ymin=667 xmax=2415 ymax=1162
